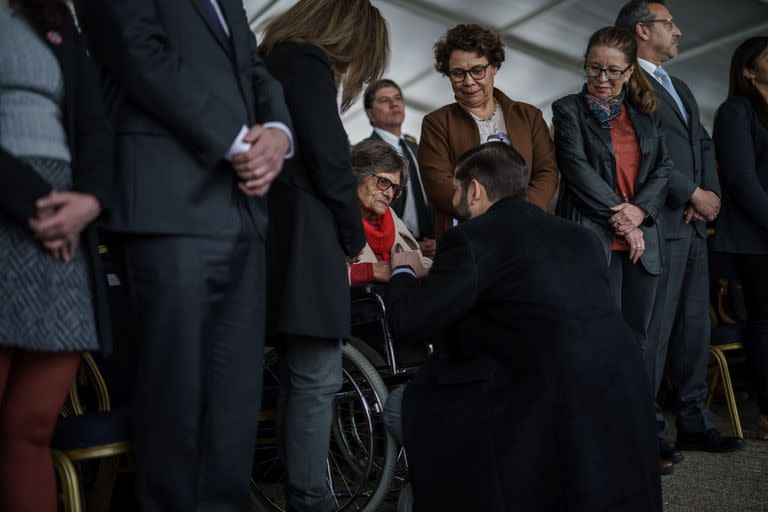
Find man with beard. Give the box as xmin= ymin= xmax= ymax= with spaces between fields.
xmin=382 ymin=142 xmax=662 ymax=511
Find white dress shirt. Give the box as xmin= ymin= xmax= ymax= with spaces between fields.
xmin=638 ymin=58 xmax=662 ymax=85
xmin=373 ymin=127 xmax=428 ymax=238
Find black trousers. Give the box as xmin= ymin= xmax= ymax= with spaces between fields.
xmin=121 ymin=213 xmax=265 ymax=512
xmin=607 ymin=250 xmax=660 ymax=355
xmin=733 ymin=253 xmax=768 ymax=414
xmin=647 ymin=231 xmax=713 ymax=437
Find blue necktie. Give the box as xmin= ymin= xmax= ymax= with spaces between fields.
xmin=654 ymin=67 xmax=689 ymax=125
xmin=200 ymin=0 xmax=230 ymax=48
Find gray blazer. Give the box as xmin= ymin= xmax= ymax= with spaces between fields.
xmin=78 ymin=0 xmax=292 ymax=237
xmin=642 ymin=69 xmax=720 ymax=240
xmin=552 ymin=93 xmax=673 ymax=275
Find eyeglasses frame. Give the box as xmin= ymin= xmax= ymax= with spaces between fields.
xmin=584 ymin=64 xmax=633 ymax=82
xmin=448 ymin=63 xmax=492 ymax=83
xmin=372 ymin=174 xmax=404 ymax=200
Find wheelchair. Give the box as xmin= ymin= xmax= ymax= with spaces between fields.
xmin=251 ymin=284 xmax=426 ymax=512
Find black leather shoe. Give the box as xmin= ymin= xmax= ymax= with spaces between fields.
xmin=676 ymin=429 xmax=746 ymax=452
xmin=659 ymin=439 xmax=684 ymax=464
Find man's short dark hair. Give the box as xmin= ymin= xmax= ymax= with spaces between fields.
xmin=454 ymin=142 xmax=528 ymax=202
xmin=363 ymin=78 xmax=403 ymax=110
xmin=615 ymin=1 xmax=665 ymax=32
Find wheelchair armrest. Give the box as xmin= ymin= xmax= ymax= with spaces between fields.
xmin=351 ymin=283 xmax=389 ymax=301
xmin=350 ymin=284 xmax=376 ymax=300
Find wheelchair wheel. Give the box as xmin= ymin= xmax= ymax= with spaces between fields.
xmin=252 ymin=344 xmax=397 ymax=512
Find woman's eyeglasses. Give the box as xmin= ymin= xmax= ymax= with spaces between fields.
xmin=584 ymin=65 xmax=631 ymax=81
xmin=373 ymin=174 xmax=403 ymax=200
xmin=448 ymin=63 xmax=491 ymax=83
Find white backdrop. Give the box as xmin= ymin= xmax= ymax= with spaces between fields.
xmin=244 ymin=0 xmax=768 ymax=143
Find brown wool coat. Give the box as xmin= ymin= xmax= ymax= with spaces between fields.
xmin=418 ymin=88 xmax=560 ymax=240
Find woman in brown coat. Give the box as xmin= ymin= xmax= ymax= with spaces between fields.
xmin=419 ymin=24 xmax=560 ymax=240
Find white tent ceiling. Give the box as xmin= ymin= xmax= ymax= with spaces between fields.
xmin=244 ymin=0 xmax=768 ymax=144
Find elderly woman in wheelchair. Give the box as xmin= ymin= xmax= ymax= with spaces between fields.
xmin=252 ymin=141 xmax=430 ymax=512
xmin=348 ymin=140 xmax=432 ymax=285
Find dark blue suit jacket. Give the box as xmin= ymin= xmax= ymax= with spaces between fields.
xmin=642 ymin=69 xmax=720 ymax=240
xmin=712 ymin=96 xmax=768 ymax=254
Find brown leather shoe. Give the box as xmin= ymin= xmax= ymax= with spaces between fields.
xmin=659 ymin=457 xmax=674 ymax=476
xmin=758 ymin=414 xmax=768 ymax=441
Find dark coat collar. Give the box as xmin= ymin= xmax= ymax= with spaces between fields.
xmin=575 ymin=92 xmax=655 ymax=183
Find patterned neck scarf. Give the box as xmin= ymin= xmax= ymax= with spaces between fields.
xmin=581 ymin=84 xmax=625 ymax=129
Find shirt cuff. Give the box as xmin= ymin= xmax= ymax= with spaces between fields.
xmin=262 ymin=122 xmax=295 ymax=159
xmin=224 ymin=124 xmax=251 ymax=162
xmin=392 ymin=266 xmax=416 ymax=278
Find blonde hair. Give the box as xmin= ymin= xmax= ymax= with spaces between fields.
xmin=586 ymin=27 xmax=657 ymax=113
xmin=259 ymin=0 xmax=390 ymax=112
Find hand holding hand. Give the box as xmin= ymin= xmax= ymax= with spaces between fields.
xmin=232 ymin=125 xmax=290 ymax=197
xmin=684 ymin=205 xmax=707 ymax=224
xmin=372 ymin=260 xmax=392 ymax=282
xmin=418 ymin=238 xmax=436 ymax=259
xmin=624 ymin=227 xmax=645 ymax=264
xmin=29 ymin=191 xmax=101 ymax=242
xmin=609 ymin=203 xmax=646 ymax=236
xmin=42 ymin=232 xmax=81 ymax=262
xmin=689 ymin=187 xmax=720 ymax=221
xmin=391 ymin=250 xmax=428 ymax=278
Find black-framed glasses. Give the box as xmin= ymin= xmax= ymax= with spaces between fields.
xmin=448 ymin=63 xmax=491 ymax=83
xmin=373 ymin=174 xmax=403 ymax=200
xmin=643 ymin=17 xmax=676 ymax=29
xmin=584 ymin=64 xmax=632 ymax=81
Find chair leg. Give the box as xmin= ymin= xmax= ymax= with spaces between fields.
xmin=88 ymin=456 xmax=122 ymax=512
xmin=718 ymin=352 xmax=744 ymax=439
xmin=706 ymin=364 xmax=721 ymax=408
xmin=52 ymin=450 xmax=83 ymax=512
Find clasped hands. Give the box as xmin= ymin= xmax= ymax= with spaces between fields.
xmin=609 ymin=202 xmax=646 ymax=264
xmin=684 ymin=187 xmax=720 ymax=224
xmin=232 ymin=125 xmax=290 ymax=197
xmin=28 ymin=191 xmax=101 ymax=262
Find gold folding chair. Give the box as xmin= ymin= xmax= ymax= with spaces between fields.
xmin=707 ymin=292 xmax=746 ymax=439
xmin=53 ymin=353 xmax=131 ymax=512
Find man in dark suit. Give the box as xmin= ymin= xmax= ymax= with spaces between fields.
xmin=616 ymin=0 xmax=744 ymax=470
xmin=384 ymin=142 xmax=662 ymax=512
xmin=363 ymin=79 xmax=436 ymax=257
xmin=76 ymin=1 xmax=293 ymax=510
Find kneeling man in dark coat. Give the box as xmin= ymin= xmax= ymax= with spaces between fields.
xmin=385 ymin=142 xmax=662 ymax=512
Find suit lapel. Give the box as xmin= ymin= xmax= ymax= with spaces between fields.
xmin=644 ymin=69 xmax=688 ymax=128
xmin=190 ymin=0 xmax=233 ymax=59
xmin=671 ymin=76 xmax=696 ymax=135
xmin=216 ymin=0 xmax=247 ymax=67
xmin=39 ymin=23 xmax=77 ymax=157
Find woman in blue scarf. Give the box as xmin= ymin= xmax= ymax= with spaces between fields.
xmin=551 ymin=26 xmax=672 ymax=442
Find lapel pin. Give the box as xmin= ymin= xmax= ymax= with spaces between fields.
xmin=46 ymin=30 xmax=63 ymax=45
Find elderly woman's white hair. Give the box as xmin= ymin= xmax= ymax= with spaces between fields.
xmin=350 ymin=140 xmax=410 ymax=186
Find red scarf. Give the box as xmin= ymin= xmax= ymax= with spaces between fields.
xmin=362 ymin=208 xmax=395 ymax=261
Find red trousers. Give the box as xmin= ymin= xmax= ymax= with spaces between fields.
xmin=0 ymin=348 xmax=81 ymax=512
